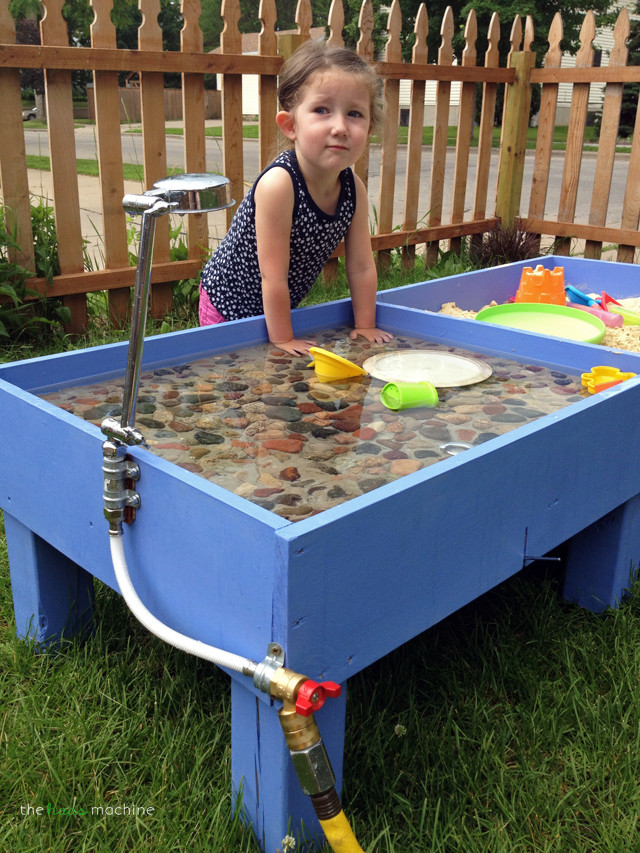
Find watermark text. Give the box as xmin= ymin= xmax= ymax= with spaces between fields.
xmin=20 ymin=803 xmax=154 ymax=818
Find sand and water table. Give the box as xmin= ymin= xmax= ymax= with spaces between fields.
xmin=3 ymin=255 xmax=640 ymax=850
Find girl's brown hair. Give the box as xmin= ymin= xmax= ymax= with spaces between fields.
xmin=278 ymin=39 xmax=382 ymax=134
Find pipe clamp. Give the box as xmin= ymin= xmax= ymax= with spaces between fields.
xmin=252 ymin=642 xmax=285 ymax=694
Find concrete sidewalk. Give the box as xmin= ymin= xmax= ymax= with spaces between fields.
xmin=28 ymin=169 xmax=145 ymax=266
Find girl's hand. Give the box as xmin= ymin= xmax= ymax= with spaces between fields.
xmin=271 ymin=338 xmax=316 ymax=356
xmin=350 ymin=327 xmax=394 ymax=344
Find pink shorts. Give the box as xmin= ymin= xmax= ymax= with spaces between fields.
xmin=199 ymin=285 xmax=226 ymax=326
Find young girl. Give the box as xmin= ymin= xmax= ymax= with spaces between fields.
xmin=199 ymin=39 xmax=393 ymax=356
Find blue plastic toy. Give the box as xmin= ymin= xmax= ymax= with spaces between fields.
xmin=565 ymin=284 xmax=599 ymax=306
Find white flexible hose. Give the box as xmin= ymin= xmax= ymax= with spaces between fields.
xmin=109 ymin=532 xmax=255 ymax=675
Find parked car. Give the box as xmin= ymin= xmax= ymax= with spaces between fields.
xmin=22 ymin=107 xmax=37 ymax=121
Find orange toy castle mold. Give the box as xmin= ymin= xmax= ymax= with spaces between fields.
xmin=515 ymin=265 xmax=565 ymax=306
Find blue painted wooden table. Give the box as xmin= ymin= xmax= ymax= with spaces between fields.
xmin=3 ymin=257 xmax=640 ymax=851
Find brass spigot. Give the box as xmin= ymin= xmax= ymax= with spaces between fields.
xmin=263 ymin=663 xmax=342 ymax=796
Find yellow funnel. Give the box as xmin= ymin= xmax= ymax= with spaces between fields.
xmin=307 ymin=347 xmax=367 ymax=382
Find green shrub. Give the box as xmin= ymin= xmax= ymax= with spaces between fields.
xmin=0 ymin=200 xmax=70 ymax=347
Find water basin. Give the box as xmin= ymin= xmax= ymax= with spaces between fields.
xmin=39 ymin=329 xmax=586 ymax=521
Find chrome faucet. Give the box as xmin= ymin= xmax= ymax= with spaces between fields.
xmin=101 ymin=174 xmax=233 ymax=532
xmin=118 ymin=174 xmax=234 ymax=432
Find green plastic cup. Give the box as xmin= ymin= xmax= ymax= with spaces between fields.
xmin=380 ymin=381 xmax=439 ymax=411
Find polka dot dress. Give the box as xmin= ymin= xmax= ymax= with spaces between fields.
xmin=200 ymin=150 xmax=355 ymax=320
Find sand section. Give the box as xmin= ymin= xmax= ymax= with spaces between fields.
xmin=439 ymin=300 xmax=640 ymax=354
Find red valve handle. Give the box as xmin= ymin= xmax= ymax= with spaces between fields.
xmin=295 ymin=680 xmax=342 ymax=716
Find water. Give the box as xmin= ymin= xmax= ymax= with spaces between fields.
xmin=40 ymin=328 xmax=585 ymax=521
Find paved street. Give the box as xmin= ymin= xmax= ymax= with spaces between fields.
xmin=23 ymin=124 xmax=629 ymax=264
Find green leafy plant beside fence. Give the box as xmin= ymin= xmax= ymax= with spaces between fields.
xmin=126 ymin=215 xmax=202 ymax=334
xmin=0 ymin=200 xmax=70 ymax=346
xmin=0 ymin=204 xmax=206 ymax=351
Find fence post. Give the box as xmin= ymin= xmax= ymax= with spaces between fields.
xmin=495 ymin=50 xmax=535 ymax=227
xmin=91 ymin=0 xmax=130 ymax=327
xmin=376 ymin=0 xmax=402 ymax=272
xmin=425 ymin=6 xmax=454 ymax=268
xmin=259 ymin=0 xmax=278 ymax=173
xmin=181 ymin=0 xmax=209 ymax=268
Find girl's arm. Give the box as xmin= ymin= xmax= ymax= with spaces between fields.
xmin=255 ymin=167 xmax=316 ymax=356
xmin=344 ymin=175 xmax=393 ymax=344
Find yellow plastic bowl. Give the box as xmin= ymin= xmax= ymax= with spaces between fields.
xmin=307 ymin=347 xmax=367 ymax=382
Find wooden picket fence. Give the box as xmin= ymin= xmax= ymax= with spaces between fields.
xmin=1 ymin=0 xmax=640 ymax=334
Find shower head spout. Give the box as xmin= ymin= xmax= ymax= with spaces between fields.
xmin=123 ymin=173 xmax=234 ymax=217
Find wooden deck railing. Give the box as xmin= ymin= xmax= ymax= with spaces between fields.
xmin=1 ymin=0 xmax=639 ymax=333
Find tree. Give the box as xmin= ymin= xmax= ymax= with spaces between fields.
xmin=396 ymin=0 xmax=619 ymax=67
xmin=342 ymin=0 xmax=388 ymax=55
xmin=16 ymin=18 xmax=42 ymax=95
xmin=616 ymin=0 xmax=639 ymax=138
xmin=199 ymin=0 xmax=333 ymax=52
xmin=10 ymin=0 xmax=183 ymax=51
xmin=199 ymin=0 xmax=224 ymax=52
xmin=8 ymin=0 xmax=41 ymax=20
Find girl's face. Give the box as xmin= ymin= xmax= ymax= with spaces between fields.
xmin=278 ymin=70 xmax=372 ymax=176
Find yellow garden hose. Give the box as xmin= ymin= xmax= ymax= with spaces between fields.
xmin=264 ymin=667 xmax=366 ymax=852
xmin=319 ymin=810 xmax=365 ymax=852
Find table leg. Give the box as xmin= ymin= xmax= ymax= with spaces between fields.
xmin=230 ymin=677 xmax=347 ymax=852
xmin=563 ymin=494 xmax=640 ymax=613
xmin=4 ymin=512 xmax=94 ymax=645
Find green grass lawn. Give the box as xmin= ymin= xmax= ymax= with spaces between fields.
xmin=25 ymin=154 xmax=146 ymax=182
xmin=153 ymin=123 xmax=605 ymax=151
xmin=2 ymin=512 xmax=639 ymax=852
